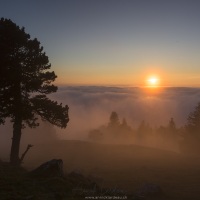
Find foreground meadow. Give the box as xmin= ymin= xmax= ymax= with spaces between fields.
xmin=22 ymin=140 xmax=200 ymax=200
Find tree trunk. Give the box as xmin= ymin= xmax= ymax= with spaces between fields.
xmin=10 ymin=79 xmax=22 ymax=166
xmin=10 ymin=116 xmax=22 ymax=166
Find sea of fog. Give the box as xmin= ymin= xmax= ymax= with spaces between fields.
xmin=1 ymin=86 xmax=200 ymax=158
xmin=51 ymin=86 xmax=200 ymax=138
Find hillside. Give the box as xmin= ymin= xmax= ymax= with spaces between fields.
xmin=1 ymin=141 xmax=200 ymax=199
xmin=22 ymin=140 xmax=200 ymax=199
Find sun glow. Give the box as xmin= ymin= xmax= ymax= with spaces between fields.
xmin=147 ymin=76 xmax=160 ymax=87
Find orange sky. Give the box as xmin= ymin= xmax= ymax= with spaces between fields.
xmin=2 ymin=1 xmax=200 ymax=88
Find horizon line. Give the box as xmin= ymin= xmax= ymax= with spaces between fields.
xmin=57 ymin=84 xmax=200 ymax=89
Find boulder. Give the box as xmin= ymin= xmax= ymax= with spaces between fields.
xmin=29 ymin=159 xmax=64 ymax=178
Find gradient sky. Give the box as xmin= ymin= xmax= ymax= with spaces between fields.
xmin=1 ymin=0 xmax=200 ymax=86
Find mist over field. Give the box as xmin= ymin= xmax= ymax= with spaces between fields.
xmin=1 ymin=86 xmax=200 ymax=199
xmin=1 ymin=86 xmax=200 ymax=140
xmin=52 ymin=86 xmax=200 ymax=138
xmin=1 ymin=86 xmax=200 ymax=159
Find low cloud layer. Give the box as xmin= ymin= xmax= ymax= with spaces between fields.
xmin=1 ymin=86 xmax=200 ymax=157
xmin=51 ymin=86 xmax=200 ymax=139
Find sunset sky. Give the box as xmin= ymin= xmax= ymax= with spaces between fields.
xmin=1 ymin=0 xmax=200 ymax=86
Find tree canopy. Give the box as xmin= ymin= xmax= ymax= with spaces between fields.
xmin=0 ymin=18 xmax=69 ymax=165
xmin=185 ymin=102 xmax=200 ymax=136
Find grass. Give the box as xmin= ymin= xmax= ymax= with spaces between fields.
xmin=1 ymin=140 xmax=200 ymax=199
xmin=0 ymin=161 xmax=75 ymax=200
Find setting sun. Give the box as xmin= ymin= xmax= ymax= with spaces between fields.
xmin=147 ymin=76 xmax=160 ymax=87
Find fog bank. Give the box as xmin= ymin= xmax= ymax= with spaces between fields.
xmin=52 ymin=86 xmax=200 ymax=139
xmin=1 ymin=86 xmax=200 ymax=158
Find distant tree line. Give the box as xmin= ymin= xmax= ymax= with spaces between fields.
xmin=88 ymin=103 xmax=200 ymax=154
xmin=89 ymin=111 xmax=132 ymax=144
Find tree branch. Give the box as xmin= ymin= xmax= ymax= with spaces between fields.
xmin=20 ymin=144 xmax=33 ymax=164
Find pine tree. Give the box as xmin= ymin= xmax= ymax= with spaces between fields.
xmin=0 ymin=18 xmax=69 ymax=165
xmin=108 ymin=111 xmax=120 ymax=128
xmin=180 ymin=102 xmax=200 ymax=154
xmin=185 ymin=102 xmax=200 ymax=138
xmin=168 ymin=118 xmax=176 ymax=132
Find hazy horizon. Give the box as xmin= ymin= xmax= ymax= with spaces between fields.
xmin=1 ymin=86 xmax=200 ymax=147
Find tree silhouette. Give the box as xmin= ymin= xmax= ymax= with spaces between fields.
xmin=108 ymin=111 xmax=120 ymax=128
xmin=179 ymin=102 xmax=200 ymax=154
xmin=185 ymin=102 xmax=200 ymax=136
xmin=0 ymin=18 xmax=69 ymax=165
xmin=137 ymin=120 xmax=152 ymax=136
xmin=168 ymin=118 xmax=176 ymax=132
xmin=120 ymin=118 xmax=132 ymax=132
xmin=121 ymin=118 xmax=128 ymax=128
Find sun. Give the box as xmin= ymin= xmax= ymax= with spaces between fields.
xmin=147 ymin=76 xmax=160 ymax=87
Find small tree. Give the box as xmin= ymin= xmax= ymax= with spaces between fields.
xmin=120 ymin=118 xmax=132 ymax=132
xmin=180 ymin=102 xmax=200 ymax=154
xmin=121 ymin=118 xmax=128 ymax=128
xmin=108 ymin=111 xmax=120 ymax=128
xmin=168 ymin=118 xmax=176 ymax=132
xmin=137 ymin=120 xmax=152 ymax=135
xmin=137 ymin=120 xmax=152 ymax=143
xmin=165 ymin=117 xmax=177 ymax=141
xmin=185 ymin=102 xmax=200 ymax=136
xmin=0 ymin=18 xmax=69 ymax=165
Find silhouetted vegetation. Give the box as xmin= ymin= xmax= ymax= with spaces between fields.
xmin=181 ymin=102 xmax=200 ymax=154
xmin=88 ymin=103 xmax=200 ymax=155
xmin=0 ymin=18 xmax=69 ymax=166
xmin=89 ymin=111 xmax=134 ymax=144
xmin=136 ymin=120 xmax=153 ymax=145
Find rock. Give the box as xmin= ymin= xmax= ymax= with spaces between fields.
xmin=29 ymin=159 xmax=64 ymax=178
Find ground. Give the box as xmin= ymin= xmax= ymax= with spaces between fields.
xmin=1 ymin=140 xmax=200 ymax=199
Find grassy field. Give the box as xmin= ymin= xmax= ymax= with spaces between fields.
xmin=20 ymin=140 xmax=200 ymax=200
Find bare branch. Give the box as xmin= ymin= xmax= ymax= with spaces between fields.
xmin=20 ymin=144 xmax=33 ymax=164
